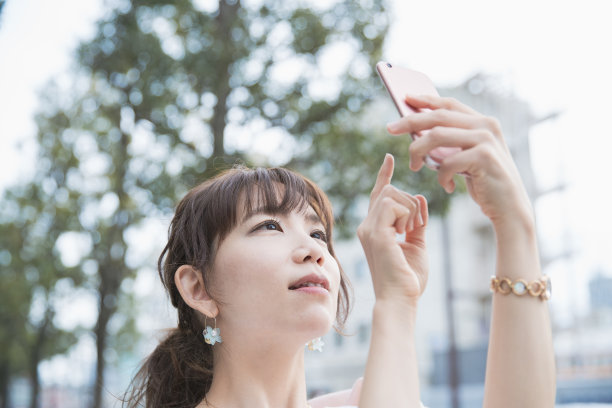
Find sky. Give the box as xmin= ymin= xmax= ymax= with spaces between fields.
xmin=1 ymin=0 xmax=611 ymax=388
xmin=383 ymin=1 xmax=612 ymax=320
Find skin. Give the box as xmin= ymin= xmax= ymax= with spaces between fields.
xmin=356 ymin=153 xmax=428 ymax=408
xmin=176 ymin=93 xmax=556 ymax=407
xmin=175 ymin=205 xmax=341 ymax=408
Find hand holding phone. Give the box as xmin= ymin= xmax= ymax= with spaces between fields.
xmin=376 ymin=61 xmax=461 ymax=170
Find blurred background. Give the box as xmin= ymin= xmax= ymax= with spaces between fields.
xmin=0 ymin=0 xmax=611 ymax=407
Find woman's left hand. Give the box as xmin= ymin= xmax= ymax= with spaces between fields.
xmin=387 ymin=94 xmax=533 ymax=229
xmin=357 ymin=154 xmax=429 ymax=304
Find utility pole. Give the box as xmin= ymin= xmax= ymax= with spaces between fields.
xmin=442 ymin=214 xmax=460 ymax=408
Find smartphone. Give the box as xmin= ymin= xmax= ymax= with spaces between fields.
xmin=376 ymin=61 xmax=460 ymax=170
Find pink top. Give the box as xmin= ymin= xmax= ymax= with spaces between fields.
xmin=328 ymin=404 xmax=426 ymax=408
xmin=309 ymin=378 xmax=427 ymax=408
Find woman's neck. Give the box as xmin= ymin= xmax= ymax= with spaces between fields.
xmin=202 ymin=340 xmax=309 ymax=408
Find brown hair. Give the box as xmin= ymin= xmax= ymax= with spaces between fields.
xmin=123 ymin=166 xmax=352 ymax=407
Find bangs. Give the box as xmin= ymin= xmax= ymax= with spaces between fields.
xmin=207 ymin=166 xmax=334 ymax=245
xmin=241 ymin=173 xmax=323 ymax=225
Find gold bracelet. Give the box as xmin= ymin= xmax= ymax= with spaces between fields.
xmin=490 ymin=275 xmax=551 ymax=300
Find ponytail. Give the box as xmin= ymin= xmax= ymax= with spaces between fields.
xmin=123 ymin=328 xmax=213 ymax=408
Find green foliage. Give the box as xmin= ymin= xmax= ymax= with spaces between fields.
xmin=0 ymin=221 xmax=30 ymax=380
xmin=0 ymin=182 xmax=81 ymax=405
xmin=74 ymin=0 xmax=451 ymax=231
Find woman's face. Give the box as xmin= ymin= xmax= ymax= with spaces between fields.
xmin=209 ymin=200 xmax=341 ymax=347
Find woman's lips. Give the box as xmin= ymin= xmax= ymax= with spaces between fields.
xmin=291 ymin=286 xmax=328 ymax=295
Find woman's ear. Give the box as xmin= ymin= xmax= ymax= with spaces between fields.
xmin=175 ymin=265 xmax=219 ymax=318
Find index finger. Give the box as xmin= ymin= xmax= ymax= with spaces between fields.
xmin=369 ymin=153 xmax=394 ymax=211
xmin=405 ymin=94 xmax=478 ymax=115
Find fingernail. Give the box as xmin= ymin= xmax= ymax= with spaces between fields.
xmin=387 ymin=121 xmax=400 ymax=132
xmin=405 ymin=94 xmax=424 ymax=100
xmin=417 ymin=213 xmax=425 ymax=227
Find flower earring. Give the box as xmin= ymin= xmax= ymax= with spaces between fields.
xmin=306 ymin=337 xmax=324 ymax=352
xmin=203 ymin=316 xmax=222 ymax=345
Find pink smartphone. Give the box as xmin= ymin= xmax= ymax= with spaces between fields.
xmin=376 ymin=61 xmax=460 ymax=170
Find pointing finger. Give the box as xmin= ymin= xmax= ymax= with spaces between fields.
xmin=369 ymin=153 xmax=394 ymax=210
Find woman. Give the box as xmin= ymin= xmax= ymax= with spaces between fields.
xmin=124 ymin=95 xmax=556 ymax=407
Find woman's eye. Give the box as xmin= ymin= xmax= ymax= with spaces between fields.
xmin=311 ymin=229 xmax=328 ymax=242
xmin=255 ymin=219 xmax=282 ymax=232
xmin=265 ymin=221 xmax=280 ymax=230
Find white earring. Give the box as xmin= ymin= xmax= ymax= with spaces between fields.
xmin=203 ymin=316 xmax=222 ymax=345
xmin=306 ymin=337 xmax=324 ymax=352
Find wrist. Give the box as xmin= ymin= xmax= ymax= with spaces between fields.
xmin=373 ymin=299 xmax=418 ymax=322
xmin=491 ymin=203 xmax=536 ymax=240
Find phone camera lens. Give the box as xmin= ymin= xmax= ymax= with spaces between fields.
xmin=386 ymin=63 xmax=392 ymax=68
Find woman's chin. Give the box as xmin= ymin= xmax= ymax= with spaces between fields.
xmin=297 ymin=316 xmax=334 ymax=340
xmin=277 ymin=304 xmax=336 ymax=339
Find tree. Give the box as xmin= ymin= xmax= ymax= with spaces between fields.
xmin=0 ymin=220 xmax=29 ymax=408
xmin=0 ymin=182 xmax=82 ymax=408
xmin=21 ymin=0 xmax=454 ymax=406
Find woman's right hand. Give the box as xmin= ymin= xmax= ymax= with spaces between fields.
xmin=357 ymin=154 xmax=429 ymax=306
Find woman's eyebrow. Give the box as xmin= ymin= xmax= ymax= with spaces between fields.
xmin=241 ymin=208 xmax=323 ymax=226
xmin=304 ymin=211 xmax=324 ymax=226
xmin=241 ymin=209 xmax=267 ymax=223
xmin=241 ymin=208 xmax=281 ymax=223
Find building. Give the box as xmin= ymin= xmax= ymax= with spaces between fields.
xmin=304 ymin=73 xmax=557 ymax=406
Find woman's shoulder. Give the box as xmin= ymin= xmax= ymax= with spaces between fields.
xmin=307 ymin=377 xmax=362 ymax=408
xmin=307 ymin=377 xmax=427 ymax=408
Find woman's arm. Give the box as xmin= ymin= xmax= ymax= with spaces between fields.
xmin=359 ymin=300 xmax=420 ymax=407
xmin=357 ymin=155 xmax=429 ymax=408
xmin=388 ymin=94 xmax=556 ymax=407
xmin=484 ymin=214 xmax=556 ymax=406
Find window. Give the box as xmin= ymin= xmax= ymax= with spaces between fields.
xmin=358 ymin=323 xmax=370 ymax=344
xmin=334 ymin=332 xmax=344 ymax=348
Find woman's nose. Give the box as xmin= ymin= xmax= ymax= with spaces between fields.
xmin=292 ymin=236 xmax=325 ymax=266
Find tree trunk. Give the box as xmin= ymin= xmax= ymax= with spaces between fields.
xmin=0 ymin=363 xmax=10 ymax=408
xmin=29 ymin=359 xmax=40 ymax=408
xmin=210 ymin=0 xmax=240 ymax=159
xmin=92 ymin=283 xmax=113 ymax=408
xmin=29 ymin=311 xmax=51 ymax=408
xmin=92 ymin=254 xmax=123 ymax=408
xmin=92 ymin=126 xmax=129 ymax=408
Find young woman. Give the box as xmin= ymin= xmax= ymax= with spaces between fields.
xmin=124 ymin=95 xmax=556 ymax=407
